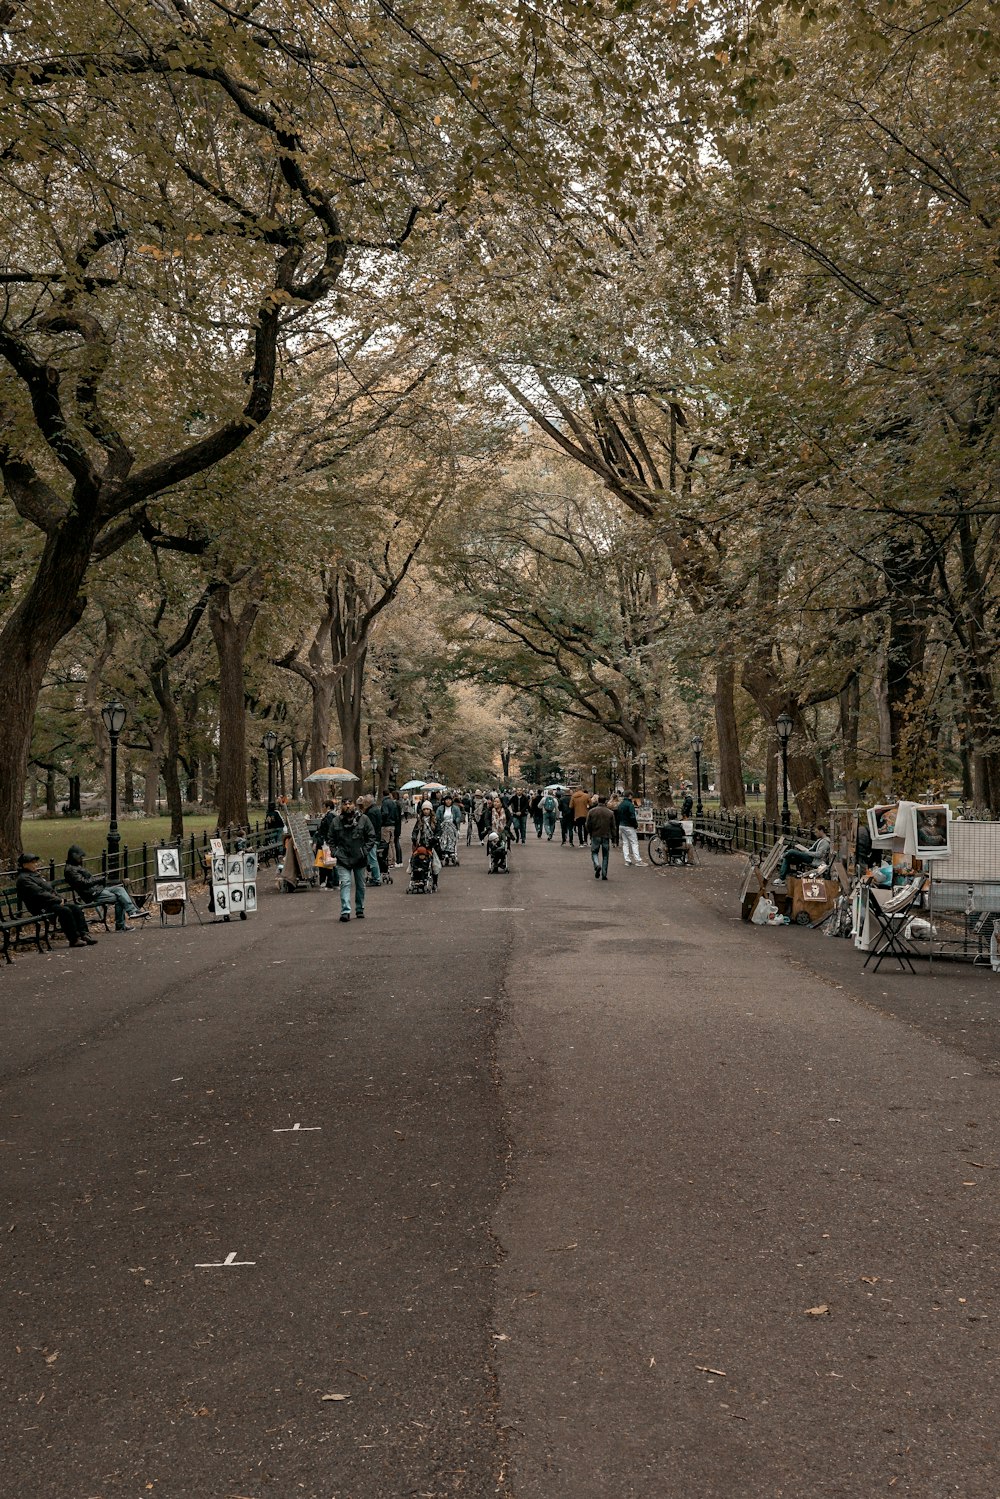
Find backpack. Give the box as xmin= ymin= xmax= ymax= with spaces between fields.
xmin=543 ymin=795 xmax=556 ymax=813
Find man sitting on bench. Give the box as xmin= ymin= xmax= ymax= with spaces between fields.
xmin=15 ymin=853 xmax=97 ymax=948
xmin=64 ymin=845 xmax=147 ymax=932
xmin=778 ymin=825 xmax=832 ymax=881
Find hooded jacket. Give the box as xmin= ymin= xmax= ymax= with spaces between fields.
xmin=325 ymin=812 xmax=375 ymax=870
xmin=63 ymin=846 xmax=106 ymax=900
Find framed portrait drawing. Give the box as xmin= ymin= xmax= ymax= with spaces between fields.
xmin=914 ymin=804 xmax=950 ymax=857
xmin=154 ymin=879 xmax=187 ymax=904
xmin=868 ymin=804 xmax=900 ymax=847
xmin=155 ymin=846 xmax=181 ymax=879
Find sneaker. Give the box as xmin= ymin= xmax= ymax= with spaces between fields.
xmin=82 ymin=935 xmax=99 ymax=945
xmin=601 ymin=874 xmax=608 ymax=881
xmin=594 ymin=868 xmax=601 ymax=879
xmin=356 ymin=910 xmax=365 ymax=919
xmin=69 ymin=939 xmax=87 ymax=949
xmin=339 ymin=912 xmax=351 ymax=922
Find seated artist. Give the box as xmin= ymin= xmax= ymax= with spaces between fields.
xmin=778 ymin=825 xmax=832 ymax=881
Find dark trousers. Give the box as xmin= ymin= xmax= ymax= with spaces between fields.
xmin=55 ymin=903 xmax=89 ymax=942
xmin=590 ymin=836 xmax=611 ymax=878
xmin=512 ymin=813 xmax=528 ymax=844
xmin=560 ymin=817 xmax=574 ymax=844
xmin=574 ymin=816 xmax=587 ymax=844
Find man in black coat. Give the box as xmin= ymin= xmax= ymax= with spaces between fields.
xmin=380 ymin=789 xmax=403 ymax=866
xmin=323 ymin=800 xmax=376 ymax=922
xmin=16 ymin=853 xmax=96 ymax=946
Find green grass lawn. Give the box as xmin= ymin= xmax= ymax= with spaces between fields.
xmin=19 ymin=815 xmax=221 ymax=864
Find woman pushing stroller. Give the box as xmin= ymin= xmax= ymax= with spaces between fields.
xmin=408 ymin=800 xmax=443 ymax=893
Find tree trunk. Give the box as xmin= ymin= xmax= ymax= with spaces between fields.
xmin=714 ymin=653 xmax=745 ymax=809
xmin=209 ymin=584 xmax=261 ymax=828
xmin=0 ymin=530 xmax=90 ymax=863
xmin=840 ymin=671 xmax=861 ymax=806
xmin=335 ymin=646 xmax=367 ymax=780
xmin=306 ymin=676 xmax=335 ymax=812
xmin=45 ymin=765 xmax=57 ymax=816
xmin=144 ymin=721 xmax=165 ymax=815
xmin=741 ymin=663 xmax=831 ymax=824
xmin=764 ymin=736 xmax=779 ymax=823
xmin=150 ymin=663 xmax=184 ymax=840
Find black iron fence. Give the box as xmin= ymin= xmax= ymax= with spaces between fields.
xmin=691 ymin=808 xmax=810 ymax=854
xmin=3 ymin=822 xmax=281 ymax=890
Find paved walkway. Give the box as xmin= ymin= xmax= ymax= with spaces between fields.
xmin=2 ymin=836 xmax=999 ymax=1497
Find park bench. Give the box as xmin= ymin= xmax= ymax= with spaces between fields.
xmin=694 ymin=826 xmax=736 ymax=853
xmin=0 ymin=886 xmax=53 ymax=963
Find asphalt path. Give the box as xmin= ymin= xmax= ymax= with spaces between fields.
xmin=3 ymin=833 xmax=1000 ymax=1498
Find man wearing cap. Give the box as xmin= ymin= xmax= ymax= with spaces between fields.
xmin=15 ymin=853 xmax=97 ymax=946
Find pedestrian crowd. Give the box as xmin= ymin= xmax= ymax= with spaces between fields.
xmin=306 ymin=781 xmax=654 ymax=920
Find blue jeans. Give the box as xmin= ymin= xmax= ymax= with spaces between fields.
xmin=543 ymin=812 xmax=557 ymax=839
xmin=95 ymin=884 xmax=140 ymax=930
xmin=337 ymin=863 xmax=366 ymax=916
xmin=367 ymin=848 xmax=382 ymax=885
xmin=590 ymin=836 xmax=610 ymax=877
xmin=513 ymin=813 xmax=528 ymax=844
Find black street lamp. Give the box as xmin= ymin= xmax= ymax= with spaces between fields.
xmin=639 ymin=752 xmax=648 ymax=801
xmin=776 ymin=712 xmax=793 ymax=834
xmin=101 ymin=700 xmax=127 ymax=881
xmin=591 ymin=764 xmax=597 ymax=794
xmin=262 ymin=730 xmax=278 ymax=813
xmin=610 ymin=753 xmax=618 ymax=791
xmin=391 ymin=761 xmax=399 ymax=787
xmin=370 ymin=753 xmax=379 ymax=796
xmin=692 ymin=734 xmax=704 ymax=820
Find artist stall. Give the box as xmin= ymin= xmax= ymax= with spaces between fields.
xmin=852 ymin=801 xmax=951 ymax=964
xmin=925 ymin=821 xmax=1000 ymax=966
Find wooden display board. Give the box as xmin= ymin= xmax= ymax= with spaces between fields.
xmin=281 ymin=809 xmax=317 ymax=887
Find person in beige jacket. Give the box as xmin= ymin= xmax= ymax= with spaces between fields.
xmin=570 ymin=787 xmax=592 ymax=846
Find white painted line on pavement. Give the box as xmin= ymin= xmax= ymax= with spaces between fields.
xmin=195 ymin=1251 xmax=256 ymax=1268
xmin=273 ymin=1122 xmax=321 ymax=1132
xmin=480 ymin=907 xmax=525 ymax=912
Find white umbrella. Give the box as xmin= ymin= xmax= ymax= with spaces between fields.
xmin=399 ymin=779 xmax=426 ymax=792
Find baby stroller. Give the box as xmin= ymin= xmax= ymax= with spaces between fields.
xmin=407 ymin=844 xmax=437 ymax=894
xmin=486 ymin=829 xmax=509 ymax=874
xmin=439 ymin=818 xmax=460 ymax=867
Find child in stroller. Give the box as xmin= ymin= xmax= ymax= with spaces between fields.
xmin=486 ymin=828 xmax=509 ymax=874
xmin=407 ymin=844 xmax=436 ymax=894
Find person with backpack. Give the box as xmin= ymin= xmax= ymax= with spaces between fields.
xmin=541 ymin=788 xmax=558 ymax=840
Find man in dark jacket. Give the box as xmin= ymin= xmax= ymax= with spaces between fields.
xmin=16 ymin=853 xmax=96 ymax=946
xmin=324 ymin=800 xmax=375 ymax=922
xmin=510 ymin=789 xmax=530 ymax=845
xmin=558 ymin=790 xmax=575 ymax=846
xmin=381 ymin=789 xmax=403 ymax=866
xmin=585 ymin=798 xmax=617 ymax=881
xmin=362 ymin=796 xmax=383 ymax=886
xmin=64 ymin=845 xmax=146 ymax=931
xmin=613 ymin=794 xmax=644 ymax=867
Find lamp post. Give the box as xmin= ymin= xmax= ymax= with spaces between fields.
xmin=262 ymin=730 xmax=278 ymax=814
xmin=391 ymin=761 xmax=399 ymax=787
xmin=639 ymin=752 xmax=648 ymax=801
xmin=101 ymin=700 xmax=127 ymax=882
xmin=776 ymin=712 xmax=793 ymax=833
xmin=370 ymin=753 xmax=379 ymax=796
xmin=591 ymin=764 xmax=597 ymax=794
xmin=692 ymin=734 xmax=704 ymax=821
xmin=610 ymin=753 xmax=618 ymax=792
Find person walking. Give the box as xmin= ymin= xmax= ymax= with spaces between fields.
xmin=585 ymin=797 xmax=617 ymax=881
xmin=325 ymin=799 xmax=375 ymax=921
xmin=315 ymin=799 xmax=340 ymax=888
xmin=541 ymin=788 xmax=559 ymax=841
xmin=411 ymin=800 xmax=443 ymax=890
xmin=558 ymin=789 xmax=575 ymax=846
xmin=510 ymin=788 xmax=530 ymax=845
xmin=614 ymin=791 xmax=644 ymax=867
xmin=570 ymin=786 xmax=590 ymax=846
xmin=16 ymin=853 xmax=97 ymax=946
xmin=63 ymin=845 xmax=147 ymax=931
xmin=360 ymin=795 xmax=383 ymax=886
xmin=381 ymin=788 xmax=403 ymax=866
xmin=529 ymin=790 xmax=544 ymax=839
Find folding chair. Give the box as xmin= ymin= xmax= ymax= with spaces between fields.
xmin=863 ymin=877 xmax=927 ymax=974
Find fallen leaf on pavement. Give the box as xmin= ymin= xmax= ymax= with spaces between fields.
xmin=804 ymin=1304 xmax=830 ymax=1317
xmin=860 ymin=1276 xmax=879 ymax=1285
xmin=321 ymin=1394 xmax=350 ymax=1402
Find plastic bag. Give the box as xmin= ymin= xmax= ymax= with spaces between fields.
xmin=751 ymin=896 xmax=777 ymax=925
